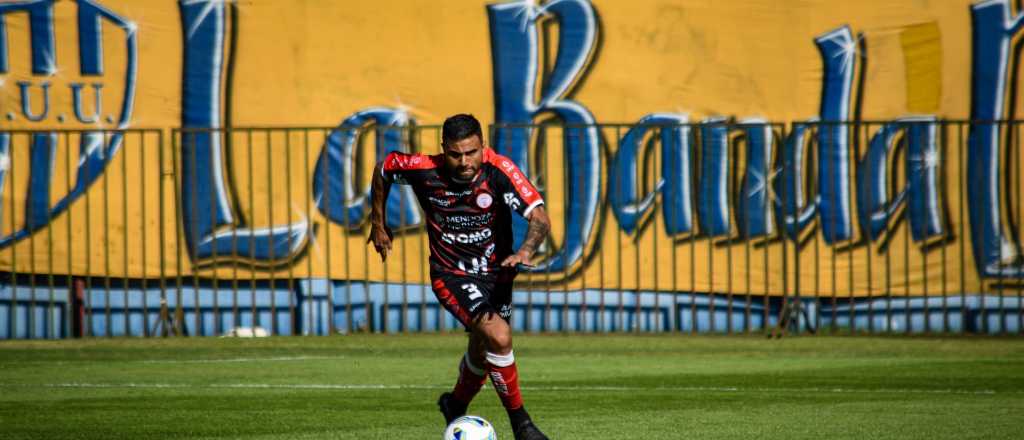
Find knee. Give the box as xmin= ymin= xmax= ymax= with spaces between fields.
xmin=474 ymin=315 xmax=512 ymax=354
xmin=487 ymin=329 xmax=512 ymax=354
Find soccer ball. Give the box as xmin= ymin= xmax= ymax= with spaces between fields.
xmin=443 ymin=415 xmax=497 ymax=440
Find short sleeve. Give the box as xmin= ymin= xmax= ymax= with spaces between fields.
xmin=491 ymin=155 xmax=544 ymax=218
xmin=381 ymin=151 xmax=436 ymax=185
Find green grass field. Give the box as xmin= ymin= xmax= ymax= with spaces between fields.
xmin=1 ymin=334 xmax=1023 ymax=439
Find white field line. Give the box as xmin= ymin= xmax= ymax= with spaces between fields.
xmin=0 ymin=382 xmax=1016 ymax=396
xmin=139 ymin=356 xmax=348 ymax=364
xmin=0 ymin=356 xmax=347 ymax=366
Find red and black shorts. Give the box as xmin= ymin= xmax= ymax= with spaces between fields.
xmin=431 ymin=272 xmax=514 ymax=329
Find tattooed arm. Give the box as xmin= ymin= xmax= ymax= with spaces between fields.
xmin=500 ymin=205 xmax=551 ymax=268
xmin=368 ymin=161 xmax=394 ymax=261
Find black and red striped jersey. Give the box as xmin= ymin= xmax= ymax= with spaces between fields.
xmin=381 ymin=148 xmax=544 ymax=278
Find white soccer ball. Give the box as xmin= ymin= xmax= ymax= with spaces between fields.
xmin=443 ymin=415 xmax=497 ymax=440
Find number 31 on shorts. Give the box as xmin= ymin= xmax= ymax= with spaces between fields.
xmin=461 ymin=283 xmax=483 ymax=300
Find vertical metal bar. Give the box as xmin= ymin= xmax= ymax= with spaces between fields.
xmin=743 ymin=124 xmax=752 ymax=334
xmin=248 ymin=130 xmax=257 ymax=334
xmin=940 ymin=121 xmax=949 ymax=333
xmin=725 ymin=123 xmax=734 ymax=335
xmin=579 ymin=126 xmax=588 ymax=333
xmin=566 ymin=127 xmax=574 ymax=333
xmin=304 ymin=129 xmax=316 ymax=335
xmin=865 ymin=123 xmax=873 ymax=334
xmin=1011 ymin=120 xmax=1019 ymax=333
xmin=122 ymin=130 xmax=131 ymax=337
xmin=1006 ymin=120 xmax=1017 ymax=334
xmin=615 ymin=125 xmax=624 ymax=332
xmin=321 ymin=129 xmax=336 ymax=335
xmin=65 ymin=132 xmax=74 ymax=338
xmin=995 ymin=120 xmax=1006 ymax=334
xmin=267 ymin=129 xmax=277 ymax=335
xmin=651 ymin=126 xmax=659 ymax=333
xmin=690 ymin=123 xmax=697 ymax=334
xmin=708 ymin=157 xmax=716 ymax=335
xmin=334 ymin=126 xmax=350 ymax=334
xmin=187 ymin=131 xmax=201 ymax=336
xmin=958 ymin=122 xmax=967 ymax=334
xmin=669 ymin=126 xmax=679 ymax=332
xmin=829 ymin=122 xmax=837 ymax=334
xmin=188 ymin=131 xmax=201 ymax=337
xmin=904 ymin=123 xmax=912 ymax=335
xmin=10 ymin=133 xmax=18 ymax=338
xmin=922 ymin=122 xmax=931 ymax=334
xmin=140 ymin=131 xmax=150 ymax=337
xmin=725 ymin=123 xmax=733 ymax=335
xmin=598 ymin=127 xmax=607 ymax=333
xmin=779 ymin=123 xmax=789 ymax=337
xmin=884 ymin=124 xmax=892 ymax=334
xmin=29 ymin=134 xmax=37 ymax=339
xmin=173 ymin=130 xmax=185 ymax=337
xmin=286 ymin=129 xmax=295 ymax=335
xmin=158 ymin=130 xmax=168 ymax=337
xmin=847 ymin=121 xmax=855 ymax=334
xmin=789 ymin=122 xmax=800 ymax=335
xmin=101 ymin=128 xmax=113 ymax=337
xmin=942 ymin=121 xmax=950 ymax=333
xmin=230 ymin=130 xmax=239 ymax=332
xmin=980 ymin=120 xmax=989 ymax=334
xmin=82 ymin=132 xmax=94 ymax=337
xmin=763 ymin=126 xmax=772 ymax=332
xmin=210 ymin=128 xmax=220 ymax=337
xmin=173 ymin=131 xmax=186 ymax=336
xmin=46 ymin=133 xmax=57 ymax=338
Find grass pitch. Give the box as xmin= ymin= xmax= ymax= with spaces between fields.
xmin=1 ymin=334 xmax=1023 ymax=439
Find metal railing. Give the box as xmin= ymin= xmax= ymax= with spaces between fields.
xmin=1 ymin=121 xmax=1022 ymax=338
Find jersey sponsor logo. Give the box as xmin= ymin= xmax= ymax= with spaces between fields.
xmin=476 ymin=192 xmax=493 ymax=209
xmin=444 ymin=189 xmax=473 ymax=197
xmin=437 ymin=213 xmax=494 ymax=228
xmin=428 ymin=196 xmax=453 ymax=207
xmin=498 ymin=160 xmax=535 ymax=198
xmin=457 ymin=257 xmax=489 ymax=274
xmin=442 ymin=228 xmax=493 ymax=245
xmin=504 ymin=192 xmax=521 ymax=210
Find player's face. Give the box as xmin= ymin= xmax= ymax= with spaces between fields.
xmin=443 ymin=135 xmax=484 ymax=183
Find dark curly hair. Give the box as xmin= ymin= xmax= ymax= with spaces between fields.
xmin=442 ymin=113 xmax=483 ymax=147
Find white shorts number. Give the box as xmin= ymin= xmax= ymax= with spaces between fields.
xmin=462 ymin=283 xmax=483 ymax=300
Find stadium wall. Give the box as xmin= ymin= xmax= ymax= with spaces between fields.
xmin=1 ymin=0 xmax=1023 ymax=337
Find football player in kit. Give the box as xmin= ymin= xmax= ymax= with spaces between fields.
xmin=368 ymin=113 xmax=551 ymax=440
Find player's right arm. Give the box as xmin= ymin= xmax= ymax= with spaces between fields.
xmin=368 ymin=161 xmax=393 ymax=261
xmin=369 ymin=151 xmax=435 ymax=261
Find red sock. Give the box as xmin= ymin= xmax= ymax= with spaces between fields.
xmin=486 ymin=351 xmax=524 ymax=410
xmin=452 ymin=354 xmax=487 ymax=404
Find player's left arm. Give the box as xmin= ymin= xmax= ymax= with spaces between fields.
xmin=500 ymin=205 xmax=550 ymax=268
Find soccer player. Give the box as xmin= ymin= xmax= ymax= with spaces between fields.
xmin=368 ymin=114 xmax=551 ymax=440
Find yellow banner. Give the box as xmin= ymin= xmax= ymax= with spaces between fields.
xmin=0 ymin=0 xmax=1021 ymax=297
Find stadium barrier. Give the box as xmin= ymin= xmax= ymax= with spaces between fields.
xmin=1 ymin=122 xmax=1023 ymax=338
